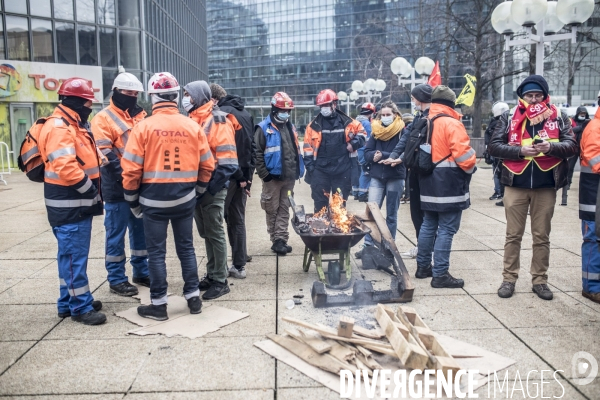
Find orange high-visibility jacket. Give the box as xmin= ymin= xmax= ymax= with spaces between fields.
xmin=189 ymin=102 xmax=239 ymax=195
xmin=579 ymin=107 xmax=600 ymax=221
xmin=419 ymin=104 xmax=477 ymax=212
xmin=121 ymin=103 xmax=215 ymax=215
xmin=90 ymin=99 xmax=146 ymax=203
xmin=38 ymin=105 xmax=103 ymax=227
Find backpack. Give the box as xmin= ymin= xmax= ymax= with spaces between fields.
xmin=17 ymin=116 xmax=68 ymax=183
xmin=403 ymin=114 xmax=453 ymax=175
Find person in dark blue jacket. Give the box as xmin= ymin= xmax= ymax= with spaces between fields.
xmin=355 ymin=102 xmax=375 ymax=201
xmin=355 ymin=101 xmax=406 ymax=258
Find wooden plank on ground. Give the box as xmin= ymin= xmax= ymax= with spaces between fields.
xmin=284 ymin=329 xmax=332 ymax=354
xmin=353 ymin=325 xmax=385 ymax=340
xmin=338 ymin=316 xmax=355 ymax=338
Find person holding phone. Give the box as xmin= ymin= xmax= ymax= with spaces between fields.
xmin=488 ymin=75 xmax=578 ymax=301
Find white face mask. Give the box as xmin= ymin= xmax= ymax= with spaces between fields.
xmin=412 ymin=101 xmax=421 ymax=111
xmin=182 ymin=95 xmax=193 ymax=112
xmin=320 ymin=106 xmax=333 ymax=117
xmin=381 ymin=116 xmax=394 ymax=126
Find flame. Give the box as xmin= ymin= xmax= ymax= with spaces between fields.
xmin=329 ymin=191 xmax=352 ymax=233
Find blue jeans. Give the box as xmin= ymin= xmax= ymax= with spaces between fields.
xmin=53 ymin=217 xmax=95 ymax=315
xmin=417 ymin=210 xmax=463 ymax=277
xmin=582 ymin=220 xmax=600 ymax=294
xmin=143 ymin=211 xmax=200 ymax=305
xmin=364 ymin=178 xmax=404 ymax=246
xmin=350 ymin=156 xmax=360 ymax=196
xmin=357 ymin=147 xmax=370 ymax=195
xmin=104 ymin=202 xmax=149 ymax=285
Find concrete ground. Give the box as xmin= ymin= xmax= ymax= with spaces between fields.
xmin=0 ymin=165 xmax=598 ymax=400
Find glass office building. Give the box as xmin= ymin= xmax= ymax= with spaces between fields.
xmin=0 ymin=0 xmax=207 ymax=164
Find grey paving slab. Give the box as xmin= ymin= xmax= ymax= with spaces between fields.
xmin=0 ymin=211 xmax=51 ymax=234
xmin=467 ymin=378 xmax=586 ymax=400
xmin=0 ymin=232 xmax=45 ymax=252
xmin=0 ymin=304 xmax=60 ymax=341
xmin=512 ymin=326 xmax=600 ymax=379
xmin=0 ymin=278 xmax=105 ymax=305
xmin=92 ymin=281 xmax=139 ymax=304
xmin=472 ymin=292 xmax=600 ymax=328
xmin=125 ymin=390 xmax=274 ymax=400
xmin=548 ymin=265 xmax=588 ymax=293
xmin=0 ymin=338 xmax=161 ymax=395
xmin=203 ymin=299 xmax=276 ymax=338
xmin=461 ymin=265 xmax=544 ymax=295
xmin=0 ymin=340 xmax=35 ymax=374
xmin=237 ymin=255 xmax=277 ymax=275
xmin=0 ymin=277 xmax=22 ymax=294
xmin=276 ymin=387 xmax=339 ymax=399
xmin=277 ymin=360 xmax=324 ymax=389
xmin=568 ymin=378 xmax=600 ymax=400
xmin=130 ymin=336 xmax=275 ymax=392
xmin=0 ymin=395 xmax=124 ymax=400
xmin=202 ymin=273 xmax=276 ymax=302
xmin=0 ymin=258 xmax=54 ymax=278
xmin=0 ymin=231 xmax=57 ymax=260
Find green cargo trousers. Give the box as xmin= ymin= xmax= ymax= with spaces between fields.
xmin=194 ymin=189 xmax=228 ymax=283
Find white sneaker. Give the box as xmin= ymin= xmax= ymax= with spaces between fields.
xmin=228 ymin=265 xmax=246 ymax=279
xmin=401 ymin=246 xmax=418 ymax=259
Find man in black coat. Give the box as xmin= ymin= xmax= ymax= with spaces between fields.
xmin=561 ymin=106 xmax=591 ymax=205
xmin=485 ymin=102 xmax=509 ymax=204
xmin=211 ymin=84 xmax=257 ymax=279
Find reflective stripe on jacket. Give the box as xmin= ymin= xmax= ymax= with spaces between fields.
xmin=419 ymin=104 xmax=477 ymax=212
xmin=189 ymin=103 xmax=239 ymax=195
xmin=257 ymin=115 xmax=305 ymax=179
xmin=579 ymin=107 xmax=600 ymax=221
xmin=90 ymin=100 xmax=146 ymax=202
xmin=121 ymin=103 xmax=215 ymax=216
xmin=38 ymin=105 xmax=103 ymax=227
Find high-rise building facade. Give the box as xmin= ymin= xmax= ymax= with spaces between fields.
xmin=0 ymin=0 xmax=207 ymax=164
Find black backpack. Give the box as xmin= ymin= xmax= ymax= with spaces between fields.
xmin=403 ymin=114 xmax=453 ymax=175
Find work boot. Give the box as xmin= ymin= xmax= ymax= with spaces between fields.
xmin=431 ymin=272 xmax=464 ymax=289
xmin=187 ymin=296 xmax=202 ymax=314
xmin=202 ymin=280 xmax=230 ymax=300
xmin=109 ymin=281 xmax=139 ymax=297
xmin=199 ymin=274 xmax=214 ymax=291
xmin=532 ymin=284 xmax=553 ymax=300
xmin=495 ymin=200 xmax=504 ymax=207
xmin=58 ymin=300 xmax=102 ymax=318
xmin=246 ymin=255 xmax=253 ymax=262
xmin=415 ymin=265 xmax=433 ymax=279
xmin=354 ymin=245 xmax=370 ymax=259
xmin=582 ymin=290 xmax=600 ymax=304
xmin=271 ymin=239 xmax=288 ymax=255
xmin=489 ymin=192 xmax=501 ymax=200
xmin=357 ymin=194 xmax=368 ymax=203
xmin=71 ymin=310 xmax=107 ymax=325
xmin=132 ymin=276 xmax=151 ymax=287
xmin=497 ymin=281 xmax=515 ymax=298
xmin=228 ymin=265 xmax=247 ymax=279
xmin=137 ymin=304 xmax=168 ymax=321
xmin=284 ymin=242 xmax=293 ymax=253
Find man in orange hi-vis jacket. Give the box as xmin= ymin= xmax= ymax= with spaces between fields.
xmin=183 ymin=80 xmax=239 ymax=301
xmin=121 ymin=72 xmax=215 ymax=321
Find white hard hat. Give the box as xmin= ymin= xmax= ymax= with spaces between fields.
xmin=147 ymin=72 xmax=180 ymax=94
xmin=112 ymin=72 xmax=144 ymax=92
xmin=492 ymin=101 xmax=509 ymax=117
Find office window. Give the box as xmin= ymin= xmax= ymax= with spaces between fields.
xmin=6 ymin=16 xmax=30 ymax=61
xmin=78 ymin=24 xmax=97 ymax=65
xmin=102 ymin=69 xmax=117 ymax=101
xmin=120 ymin=30 xmax=141 ymax=69
xmin=97 ymin=0 xmax=115 ymax=25
xmin=99 ymin=27 xmax=117 ymax=66
xmin=0 ymin=19 xmax=4 ymax=58
xmin=56 ymin=22 xmax=76 ymax=63
xmin=30 ymin=0 xmax=52 ymax=17
xmin=5 ymin=1 xmax=27 ymax=14
xmin=76 ymin=0 xmax=95 ymax=23
xmin=118 ymin=0 xmax=140 ymax=28
xmin=31 ymin=19 xmax=53 ymax=62
xmin=54 ymin=0 xmax=74 ymax=20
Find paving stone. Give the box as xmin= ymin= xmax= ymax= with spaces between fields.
xmin=125 ymin=390 xmax=274 ymax=400
xmin=277 ymin=360 xmax=324 ymax=388
xmin=203 ymin=300 xmax=275 ymax=338
xmin=276 ymin=387 xmax=340 ymax=399
xmin=0 ymin=304 xmax=60 ymax=341
xmin=0 ymin=259 xmax=54 ymax=278
xmin=0 ymin=395 xmax=123 ymax=400
xmin=0 ymin=341 xmax=35 ymax=374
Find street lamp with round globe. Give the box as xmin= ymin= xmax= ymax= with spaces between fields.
xmin=492 ymin=1 xmax=522 ymax=34
xmin=556 ymin=0 xmax=595 ymax=26
xmin=390 ymin=57 xmax=412 ymax=78
xmin=363 ymin=78 xmax=376 ymax=92
xmin=351 ymin=80 xmax=364 ymax=93
xmin=375 ymin=79 xmax=386 ymax=92
xmin=414 ymin=57 xmax=435 ymax=76
xmin=510 ymin=0 xmax=548 ymax=27
xmin=349 ymin=91 xmax=359 ymax=101
xmin=337 ymin=91 xmax=348 ymax=101
xmin=537 ymin=1 xmax=565 ymax=34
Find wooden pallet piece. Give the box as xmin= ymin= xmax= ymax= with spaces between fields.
xmin=338 ymin=316 xmax=355 ymax=338
xmin=374 ymin=304 xmax=428 ymax=369
xmin=284 ymin=329 xmax=332 ymax=354
xmin=353 ymin=325 xmax=385 ymax=340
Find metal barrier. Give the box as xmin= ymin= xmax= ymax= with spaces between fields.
xmin=0 ymin=142 xmax=13 ymax=185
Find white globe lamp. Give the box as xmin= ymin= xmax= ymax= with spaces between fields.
xmin=510 ymin=0 xmax=548 ymax=27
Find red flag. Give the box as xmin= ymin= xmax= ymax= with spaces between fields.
xmin=428 ymin=61 xmax=441 ymax=88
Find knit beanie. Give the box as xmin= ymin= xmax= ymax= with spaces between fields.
xmin=183 ymin=80 xmax=211 ymax=108
xmin=516 ymin=75 xmax=549 ymax=100
xmin=411 ymin=84 xmax=433 ymax=104
xmin=431 ymin=85 xmax=456 ymax=108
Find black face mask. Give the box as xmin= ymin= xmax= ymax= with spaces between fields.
xmin=112 ymin=88 xmax=138 ymax=112
xmin=61 ymin=96 xmax=93 ymax=122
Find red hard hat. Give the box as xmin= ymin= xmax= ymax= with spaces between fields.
xmin=57 ymin=77 xmax=97 ymax=102
xmin=361 ymin=102 xmax=376 ymax=113
xmin=315 ymin=89 xmax=338 ymax=106
xmin=271 ymin=92 xmax=294 ymax=110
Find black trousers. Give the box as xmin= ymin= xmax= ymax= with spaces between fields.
xmin=224 ymin=180 xmax=247 ymax=267
xmin=408 ymin=168 xmax=424 ymax=239
xmin=310 ymin=168 xmax=352 ymax=212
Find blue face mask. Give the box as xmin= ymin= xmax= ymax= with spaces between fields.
xmin=381 ymin=116 xmax=394 ymax=126
xmin=277 ymin=112 xmax=290 ymax=122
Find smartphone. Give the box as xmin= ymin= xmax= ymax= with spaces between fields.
xmin=533 ymin=138 xmax=544 ymax=144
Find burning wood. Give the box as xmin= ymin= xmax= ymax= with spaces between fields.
xmin=308 ymin=191 xmax=356 ymax=234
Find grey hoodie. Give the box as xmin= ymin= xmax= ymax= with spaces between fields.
xmin=184 ymin=81 xmax=211 ymax=109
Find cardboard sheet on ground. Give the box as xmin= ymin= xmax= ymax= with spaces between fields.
xmin=116 ymin=285 xmax=249 ymax=339
xmin=255 ymin=333 xmax=515 ymax=400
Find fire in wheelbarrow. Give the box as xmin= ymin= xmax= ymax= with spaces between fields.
xmin=289 ymin=191 xmax=415 ymax=308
